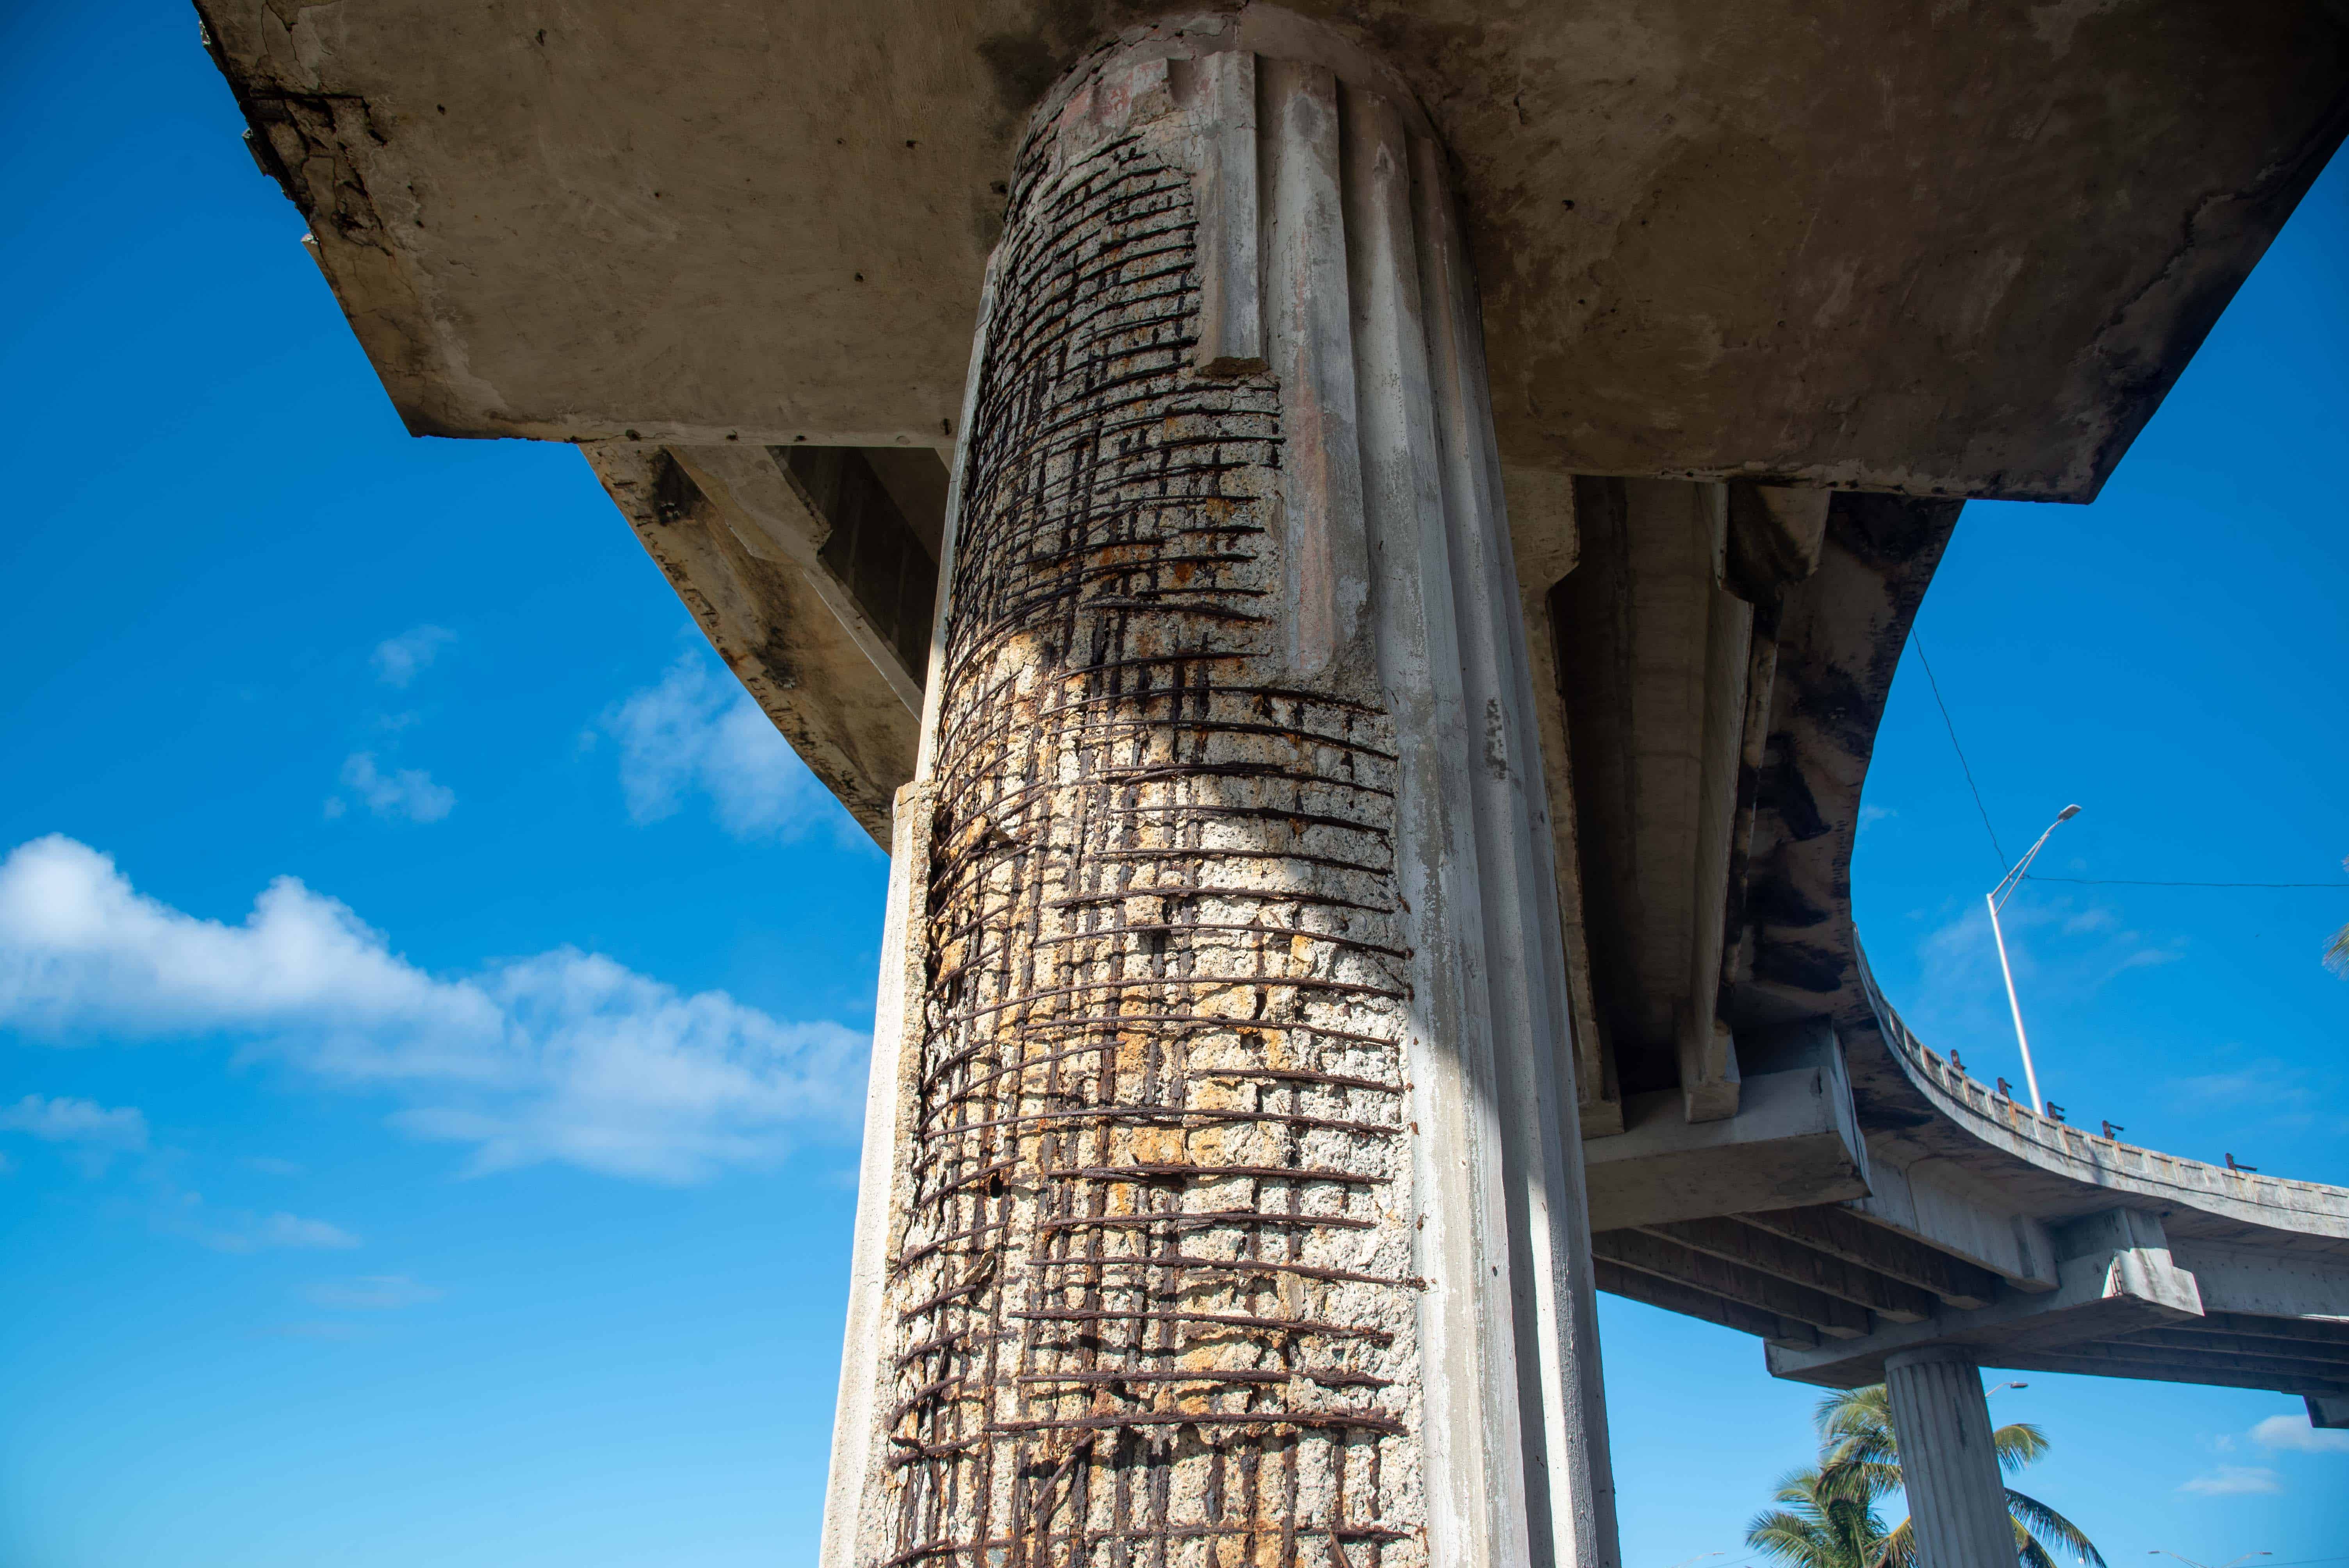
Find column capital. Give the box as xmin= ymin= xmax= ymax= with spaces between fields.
xmin=1886 ymin=1344 xmax=1985 ymax=1375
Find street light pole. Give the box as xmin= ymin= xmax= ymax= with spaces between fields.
xmin=1986 ymin=805 xmax=2081 ymax=1117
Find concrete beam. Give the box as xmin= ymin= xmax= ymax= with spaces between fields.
xmin=2014 ymin=1342 xmax=2348 ymax=1397
xmin=1636 ymin=1216 xmax=1939 ymax=1323
xmin=1558 ymin=478 xmax=1751 ymax=1120
xmin=2172 ymin=1240 xmax=2349 ymax=1319
xmin=1682 ymin=482 xmax=1754 ymax=1124
xmin=1738 ymin=1205 xmax=2005 ymax=1311
xmin=1503 ymin=464 xmax=1623 ymax=1140
xmin=1592 ymin=1258 xmax=1817 ymax=1351
xmin=2310 ymin=1393 xmax=2349 ymax=1429
xmin=672 ymin=444 xmax=939 ymax=711
xmin=1593 ymin=1227 xmax=1871 ymax=1338
xmin=1844 ymin=1155 xmax=2059 ymax=1292
xmin=2194 ymin=1310 xmax=2349 ymax=1352
xmin=1583 ymin=1055 xmax=1868 ymax=1232
xmin=1764 ymin=1206 xmax=2205 ymax=1388
xmin=2115 ymin=1326 xmax=2349 ymax=1370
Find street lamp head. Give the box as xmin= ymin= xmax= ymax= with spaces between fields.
xmin=2057 ymin=804 xmax=2082 ymax=821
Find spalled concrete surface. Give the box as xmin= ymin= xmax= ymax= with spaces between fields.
xmin=197 ymin=0 xmax=2348 ymax=499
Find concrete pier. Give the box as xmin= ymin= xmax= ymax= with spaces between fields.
xmin=1884 ymin=1347 xmax=2014 ymax=1568
xmin=190 ymin=4 xmax=2349 ymax=1564
xmin=821 ymin=18 xmax=1610 ymax=1568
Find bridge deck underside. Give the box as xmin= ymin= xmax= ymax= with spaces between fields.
xmin=1594 ymin=1208 xmax=2349 ymax=1398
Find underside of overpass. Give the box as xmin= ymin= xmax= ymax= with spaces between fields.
xmin=590 ymin=435 xmax=2349 ymax=1416
xmin=197 ymin=3 xmax=2349 ymax=1564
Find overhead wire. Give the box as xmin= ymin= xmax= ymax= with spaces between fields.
xmin=2030 ymin=876 xmax=2345 ymax=889
xmin=1911 ymin=633 xmax=2006 ymax=871
xmin=1909 ymin=638 xmax=2340 ymax=895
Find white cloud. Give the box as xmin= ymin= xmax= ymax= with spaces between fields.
xmin=0 ymin=1093 xmax=148 ymax=1152
xmin=340 ymin=753 xmax=455 ymax=823
xmin=1859 ymin=804 xmax=1896 ymax=826
xmin=2179 ymin=1465 xmax=2282 ymax=1496
xmin=2250 ymin=1412 xmax=2349 ymax=1454
xmin=137 ymin=1176 xmax=359 ymax=1252
xmin=372 ymin=625 xmax=455 ymax=688
xmin=2166 ymin=1059 xmax=2315 ymax=1111
xmin=601 ymin=652 xmax=836 ymax=841
xmin=305 ymin=1274 xmax=442 ymax=1310
xmin=1893 ymin=889 xmax=2198 ymax=1064
xmin=0 ymin=835 xmax=864 ymax=1183
xmin=173 ymin=1207 xmax=361 ymax=1254
xmin=255 ymin=1213 xmax=362 ymax=1249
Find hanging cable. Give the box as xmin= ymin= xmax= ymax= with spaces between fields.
xmin=2027 ymin=876 xmax=2345 ymax=889
xmin=1912 ymin=633 xmax=2005 ymax=870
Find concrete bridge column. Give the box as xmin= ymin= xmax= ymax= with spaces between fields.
xmin=820 ymin=14 xmax=1614 ymax=1568
xmin=1884 ymin=1347 xmax=2014 ymax=1568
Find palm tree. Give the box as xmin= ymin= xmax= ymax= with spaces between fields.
xmin=1747 ymin=1384 xmax=2104 ymax=1568
xmin=1747 ymin=1461 xmax=1899 ymax=1568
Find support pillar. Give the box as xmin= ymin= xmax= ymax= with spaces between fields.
xmin=822 ymin=14 xmax=1613 ymax=1568
xmin=1884 ymin=1347 xmax=2014 ymax=1568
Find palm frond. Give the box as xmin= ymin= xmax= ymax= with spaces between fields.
xmin=1994 ymin=1420 xmax=2050 ymax=1470
xmin=2018 ymin=1520 xmax=2060 ymax=1568
xmin=1821 ymin=1431 xmax=1902 ymax=1473
xmin=1816 ymin=1386 xmax=1901 ymax=1464
xmin=1773 ymin=1466 xmax=1832 ymax=1507
xmin=2006 ymin=1487 xmax=2106 ymax=1568
xmin=1875 ymin=1516 xmax=1916 ymax=1568
xmin=1747 ymin=1509 xmax=1836 ymax=1568
xmin=1755 ymin=1461 xmax=1895 ymax=1568
xmin=1818 ymin=1459 xmax=1904 ymax=1508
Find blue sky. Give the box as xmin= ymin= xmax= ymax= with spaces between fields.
xmin=1 ymin=4 xmax=2342 ymax=1566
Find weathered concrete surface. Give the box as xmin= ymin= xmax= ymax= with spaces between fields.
xmin=825 ymin=25 xmax=1613 ymax=1568
xmin=198 ymin=0 xmax=2348 ymax=500
xmin=1582 ymin=1056 xmax=1867 ymax=1233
